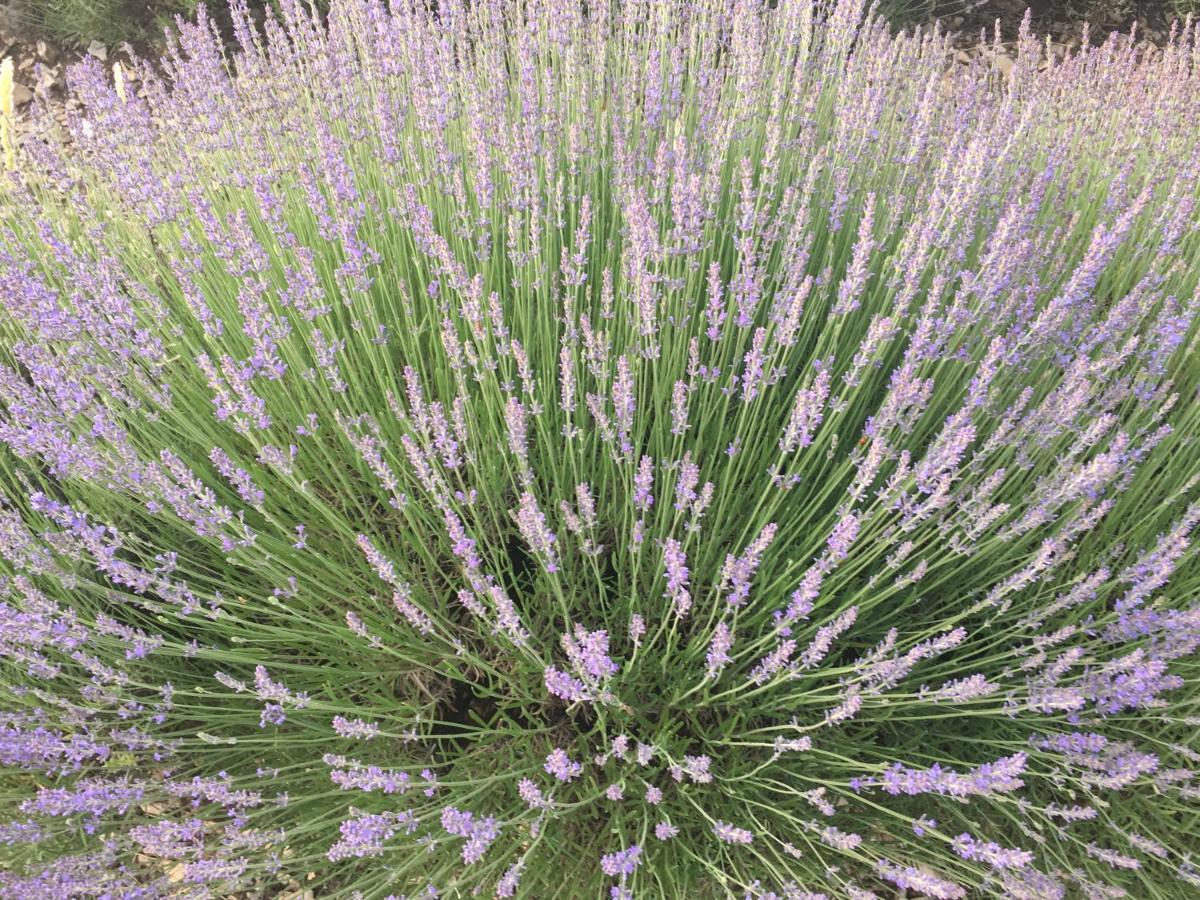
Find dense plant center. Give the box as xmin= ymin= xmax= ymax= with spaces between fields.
xmin=1 ymin=0 xmax=1199 ymax=898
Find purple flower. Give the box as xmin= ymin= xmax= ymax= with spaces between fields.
xmin=547 ymin=625 xmax=621 ymax=706
xmin=332 ymin=716 xmax=380 ymax=740
xmin=514 ymin=492 xmax=559 ymax=573
xmin=820 ymin=825 xmax=863 ymax=851
xmin=826 ymin=513 xmax=860 ymax=560
xmin=327 ymin=810 xmax=416 ymax=862
xmin=496 ymin=862 xmax=524 ymax=897
xmin=611 ymin=356 xmax=636 ymax=454
xmin=952 ymin=832 xmax=1035 ymax=869
xmin=781 ymin=365 xmax=832 ymax=452
xmin=750 ymin=639 xmax=796 ymax=684
xmin=719 ymin=522 xmax=777 ymax=607
xmin=871 ymin=753 xmax=1027 ymax=798
xmin=545 ymin=666 xmax=589 ymax=702
xmin=563 ymin=625 xmax=619 ymax=681
xmin=441 ymin=806 xmax=499 ymax=864
xmin=600 ymin=844 xmax=642 ymax=877
xmin=662 ymin=538 xmax=692 ymax=616
xmin=505 ymin=397 xmax=530 ymax=476
xmin=517 ymin=778 xmax=547 ymax=809
xmin=259 ymin=703 xmax=286 ymax=728
xmin=633 ymin=456 xmax=655 ymax=513
xmin=712 ymin=821 xmax=753 ymax=845
xmin=670 ymin=381 xmax=690 ymax=435
xmin=544 ymin=748 xmax=583 ymax=782
xmin=874 ymin=859 xmax=965 ymax=899
xmin=628 ymin=614 xmax=645 ymax=647
xmin=912 ymin=816 xmax=937 ymax=837
xmin=706 ymin=621 xmax=734 ymax=678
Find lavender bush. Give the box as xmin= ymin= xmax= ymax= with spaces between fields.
xmin=1 ymin=0 xmax=1199 ymax=896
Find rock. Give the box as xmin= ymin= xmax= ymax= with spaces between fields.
xmin=37 ymin=41 xmax=60 ymax=66
xmin=11 ymin=81 xmax=31 ymax=107
xmin=35 ymin=65 xmax=59 ymax=94
xmin=86 ymin=40 xmax=107 ymax=61
xmin=991 ymin=53 xmax=1014 ymax=77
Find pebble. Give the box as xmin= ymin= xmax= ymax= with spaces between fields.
xmin=11 ymin=80 xmax=31 ymax=107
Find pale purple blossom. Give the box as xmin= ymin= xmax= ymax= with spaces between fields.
xmin=332 ymin=716 xmax=380 ymax=740
xmin=662 ymin=538 xmax=692 ymax=616
xmin=706 ymin=621 xmax=734 ymax=678
xmin=600 ymin=843 xmax=642 ymax=877
xmin=874 ymin=859 xmax=965 ymax=899
xmin=517 ymin=778 xmax=547 ymax=809
xmin=952 ymin=833 xmax=1035 ymax=869
xmin=515 ymin=492 xmax=559 ymax=573
xmin=713 ymin=821 xmax=753 ymax=845
xmin=544 ymin=748 xmax=583 ymax=783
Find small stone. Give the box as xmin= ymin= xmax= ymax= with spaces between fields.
xmin=87 ymin=40 xmax=107 ymax=61
xmin=35 ymin=65 xmax=58 ymax=93
xmin=11 ymin=81 xmax=32 ymax=107
xmin=991 ymin=54 xmax=1014 ymax=77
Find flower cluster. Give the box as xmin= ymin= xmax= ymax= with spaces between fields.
xmin=0 ymin=0 xmax=1199 ymax=897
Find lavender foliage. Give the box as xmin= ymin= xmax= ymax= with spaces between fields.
xmin=0 ymin=0 xmax=1199 ymax=896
